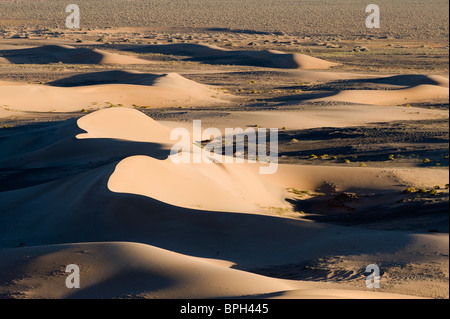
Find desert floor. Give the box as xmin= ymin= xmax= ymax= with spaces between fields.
xmin=0 ymin=0 xmax=448 ymax=300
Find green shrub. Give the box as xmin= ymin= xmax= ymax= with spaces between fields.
xmin=403 ymin=187 xmax=416 ymax=194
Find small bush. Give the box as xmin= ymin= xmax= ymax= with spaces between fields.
xmin=403 ymin=187 xmax=416 ymax=194
xmin=423 ymin=158 xmax=431 ymax=163
xmin=289 ymin=188 xmax=310 ymax=196
xmin=359 ymin=163 xmax=366 ymax=167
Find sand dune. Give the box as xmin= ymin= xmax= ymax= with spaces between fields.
xmin=0 ymin=242 xmax=421 ymax=299
xmin=0 ymin=108 xmax=173 ymax=168
xmin=0 ymin=0 xmax=448 ymax=302
xmin=0 ymin=108 xmax=448 ymax=299
xmin=0 ymin=45 xmax=152 ymax=64
xmin=129 ymin=43 xmax=338 ymax=69
xmin=300 ymin=74 xmax=449 ymax=105
xmin=311 ymin=84 xmax=449 ymax=105
xmin=0 ymin=72 xmax=227 ymax=113
xmin=108 ymin=155 xmax=285 ymax=213
xmin=360 ymin=74 xmax=450 ymax=88
xmin=160 ymin=105 xmax=449 ymax=134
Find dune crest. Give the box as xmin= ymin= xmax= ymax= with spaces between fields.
xmin=0 ymin=45 xmax=153 ymax=65
xmin=129 ymin=43 xmax=338 ymax=69
xmin=108 ymin=155 xmax=285 ymax=213
xmin=76 ymin=107 xmax=173 ymax=144
xmin=311 ymin=84 xmax=449 ymax=105
xmin=0 ymin=72 xmax=227 ymax=113
xmin=0 ymin=242 xmax=422 ymax=299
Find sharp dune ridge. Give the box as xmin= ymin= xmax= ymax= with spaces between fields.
xmin=0 ymin=242 xmax=423 ymax=299
xmin=0 ymin=44 xmax=153 ymax=65
xmin=124 ymin=43 xmax=339 ymax=69
xmin=0 ymin=72 xmax=229 ymax=112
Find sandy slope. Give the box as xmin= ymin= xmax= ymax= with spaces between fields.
xmin=312 ymin=84 xmax=449 ymax=105
xmin=0 ymin=72 xmax=228 ymax=112
xmin=0 ymin=242 xmax=421 ymax=299
xmin=0 ymin=108 xmax=447 ymax=299
xmin=130 ymin=43 xmax=338 ymax=69
xmin=0 ymin=45 xmax=153 ymax=65
xmin=160 ymin=105 xmax=449 ymax=133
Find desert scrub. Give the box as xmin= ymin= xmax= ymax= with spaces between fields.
xmin=289 ymin=188 xmax=310 ymax=197
xmin=289 ymin=188 xmax=325 ymax=197
xmin=268 ymin=206 xmax=290 ymax=215
xmin=403 ymin=187 xmax=416 ymax=194
xmin=359 ymin=163 xmax=367 ymax=167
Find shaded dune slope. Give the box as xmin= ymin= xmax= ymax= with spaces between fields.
xmin=0 ymin=45 xmax=152 ymax=65
xmin=126 ymin=43 xmax=338 ymax=69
